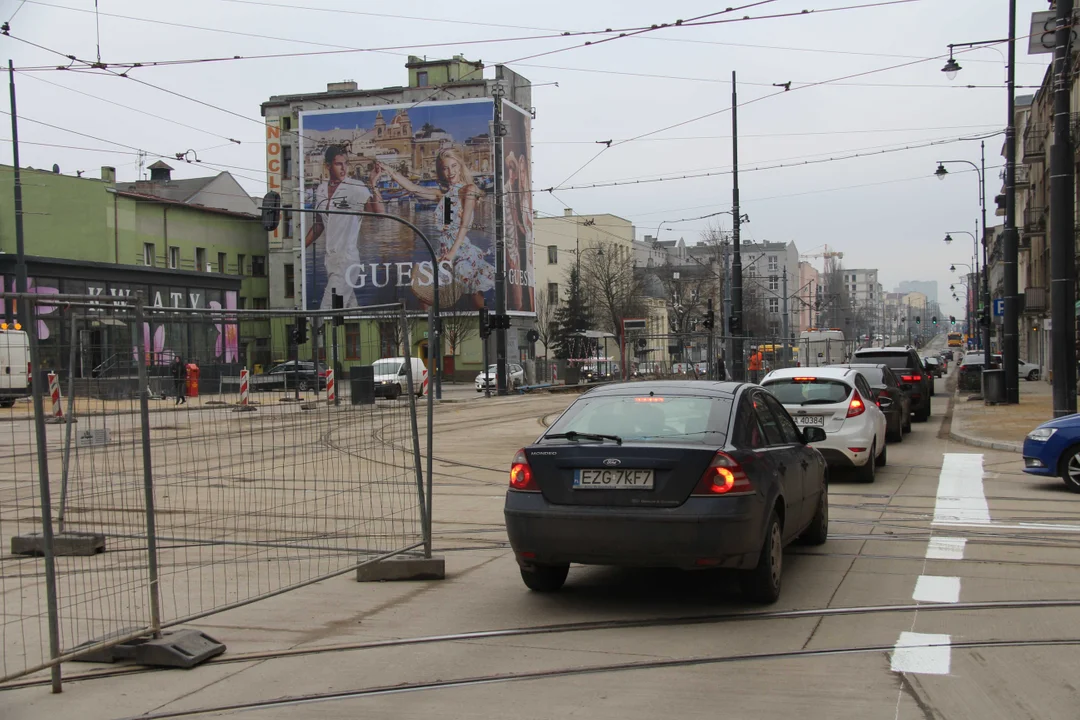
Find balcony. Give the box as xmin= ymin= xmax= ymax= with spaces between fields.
xmin=1023 ymin=205 xmax=1047 ymax=236
xmin=1023 ymin=286 xmax=1047 ymax=315
xmin=1013 ymin=164 xmax=1031 ymax=189
xmin=1023 ymin=123 xmax=1047 ymax=164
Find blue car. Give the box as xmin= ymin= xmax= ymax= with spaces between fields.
xmin=1022 ymin=414 xmax=1080 ymax=493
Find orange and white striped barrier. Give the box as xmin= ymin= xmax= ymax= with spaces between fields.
xmin=326 ymin=369 xmax=336 ymax=404
xmin=239 ymin=368 xmax=250 ymax=406
xmin=420 ymin=367 xmax=428 ymax=396
xmin=48 ymin=372 xmax=63 ymax=419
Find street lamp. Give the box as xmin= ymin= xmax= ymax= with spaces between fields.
xmin=941 ymin=55 xmax=962 ymax=80
xmin=935 ymin=163 xmax=949 ymax=179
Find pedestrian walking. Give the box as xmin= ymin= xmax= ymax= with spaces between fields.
xmin=748 ymin=346 xmax=764 ymax=384
xmin=171 ymin=356 xmax=186 ymax=405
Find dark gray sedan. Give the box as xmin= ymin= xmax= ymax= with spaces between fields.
xmin=504 ymin=381 xmax=829 ymax=604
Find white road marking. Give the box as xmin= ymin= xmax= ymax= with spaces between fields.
xmin=913 ymin=575 xmax=961 ymax=603
xmin=890 ymin=632 xmax=952 ymax=675
xmin=933 ymin=453 xmax=989 ymax=525
xmin=926 ymin=536 xmax=967 ymax=560
xmin=934 ymin=520 xmax=1080 ymax=533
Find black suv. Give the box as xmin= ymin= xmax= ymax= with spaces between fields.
xmin=851 ymin=346 xmax=933 ymax=422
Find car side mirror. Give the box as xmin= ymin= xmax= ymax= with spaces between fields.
xmin=878 ymin=397 xmax=894 ymax=409
xmin=802 ymin=426 xmax=826 ymax=443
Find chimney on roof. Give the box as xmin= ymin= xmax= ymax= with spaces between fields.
xmin=148 ymin=160 xmax=173 ymax=183
xmin=327 ymin=81 xmax=358 ymax=92
xmin=101 ymin=166 xmax=116 ymax=184
xmin=563 ymin=208 xmax=573 ymax=217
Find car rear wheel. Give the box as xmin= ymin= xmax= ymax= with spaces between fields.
xmin=875 ymin=442 xmax=887 ymax=467
xmin=856 ymin=443 xmax=876 ymax=483
xmin=903 ymin=414 xmax=912 ymax=433
xmin=800 ymin=487 xmax=828 ymax=546
xmin=1059 ymin=446 xmax=1080 ymax=493
xmin=1027 ymin=370 xmax=1040 ymax=381
xmin=297 ymin=379 xmax=310 ymax=391
xmin=519 ymin=562 xmax=569 ymax=592
xmin=915 ymin=404 xmax=930 ymax=422
xmin=887 ymin=416 xmax=903 ymax=443
xmin=743 ymin=512 xmax=783 ymax=604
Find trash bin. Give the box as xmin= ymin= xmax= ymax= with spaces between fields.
xmin=350 ymin=365 xmax=375 ymax=405
xmin=185 ymin=363 xmax=200 ymax=398
xmin=982 ymin=368 xmax=1005 ymax=403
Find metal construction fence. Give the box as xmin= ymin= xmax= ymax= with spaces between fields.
xmin=0 ymin=294 xmax=430 ymax=690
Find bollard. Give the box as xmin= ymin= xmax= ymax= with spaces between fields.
xmin=239 ymin=368 xmax=250 ymax=406
xmin=48 ymin=372 xmax=63 ymax=420
xmin=326 ymin=368 xmax=336 ymax=405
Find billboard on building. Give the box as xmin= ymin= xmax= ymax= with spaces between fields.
xmin=298 ymin=97 xmax=534 ymax=315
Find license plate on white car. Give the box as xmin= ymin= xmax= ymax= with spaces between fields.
xmin=573 ymin=468 xmax=654 ymax=489
xmin=794 ymin=415 xmax=825 ymax=427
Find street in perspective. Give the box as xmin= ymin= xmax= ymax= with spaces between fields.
xmin=2 ymin=1 xmax=1080 ymax=718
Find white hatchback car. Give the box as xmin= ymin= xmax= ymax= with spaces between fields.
xmin=476 ymin=363 xmax=525 ymax=392
xmin=761 ymin=366 xmax=888 ymax=482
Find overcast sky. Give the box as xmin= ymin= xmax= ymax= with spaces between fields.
xmin=0 ymin=0 xmax=1052 ymax=317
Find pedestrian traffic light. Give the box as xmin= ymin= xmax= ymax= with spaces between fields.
xmin=478 ymin=307 xmax=490 ymax=338
xmin=293 ymin=316 xmax=308 ymax=345
xmin=331 ymin=290 xmax=344 ymax=327
xmin=261 ymin=191 xmax=282 ymax=232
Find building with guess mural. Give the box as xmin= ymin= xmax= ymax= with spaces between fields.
xmin=0 ymin=162 xmax=271 ymax=381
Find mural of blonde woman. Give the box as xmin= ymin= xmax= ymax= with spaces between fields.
xmin=504 ymin=151 xmax=524 ymax=311
xmin=516 ymin=151 xmax=535 ymax=312
xmin=376 ymin=147 xmax=494 ymax=310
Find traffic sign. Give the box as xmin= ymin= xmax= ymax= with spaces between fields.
xmin=992 ymin=298 xmax=1005 ymax=317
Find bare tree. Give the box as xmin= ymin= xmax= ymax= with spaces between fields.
xmin=440 ymin=260 xmax=477 ymax=379
xmin=533 ymin=283 xmax=557 ymax=358
xmin=579 ymin=240 xmax=648 ymax=345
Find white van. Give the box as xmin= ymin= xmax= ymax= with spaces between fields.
xmin=799 ymin=329 xmax=847 ymax=367
xmin=371 ymin=357 xmax=428 ymax=399
xmin=0 ymin=329 xmax=31 ymax=408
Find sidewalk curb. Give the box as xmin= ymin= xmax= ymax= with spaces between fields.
xmin=946 ymin=386 xmax=1023 ymax=454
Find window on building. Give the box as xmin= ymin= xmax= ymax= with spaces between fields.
xmin=252 ymin=297 xmax=268 ymax=310
xmin=252 ymin=255 xmax=266 ymax=277
xmin=282 ymin=145 xmax=293 ymax=179
xmin=768 ymin=298 xmax=779 ymax=313
xmin=345 ymin=323 xmax=363 ymax=360
xmin=237 ymin=253 xmax=247 ymax=275
xmin=143 ymin=243 xmax=155 ymax=267
xmin=284 ymin=263 xmax=295 ymax=298
xmin=280 ymin=116 xmax=292 ymax=131
xmin=218 ymin=252 xmax=227 ymax=273
xmin=547 ymin=245 xmax=558 ymax=264
xmin=283 ymin=205 xmax=294 ymax=239
xmin=238 ymin=296 xmax=247 ymax=310
xmin=417 ymin=71 xmax=429 ymax=87
xmin=768 ymin=255 xmax=778 ymax=272
xmin=768 ymin=276 xmax=779 ymax=291
xmin=168 ymin=246 xmax=180 ymax=269
xmin=195 ymin=247 xmax=207 ymax=272
xmin=547 ymin=283 xmax=559 ymax=305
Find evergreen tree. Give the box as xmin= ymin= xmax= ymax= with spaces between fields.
xmin=552 ymin=264 xmax=593 ymax=360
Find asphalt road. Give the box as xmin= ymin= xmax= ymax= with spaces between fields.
xmin=5 ymin=349 xmax=1080 ymax=719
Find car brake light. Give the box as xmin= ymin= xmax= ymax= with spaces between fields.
xmin=847 ymin=391 xmax=866 ymax=418
xmin=901 ymin=374 xmax=922 ymax=383
xmin=509 ymin=448 xmax=538 ymax=491
xmin=692 ymin=452 xmax=753 ymax=496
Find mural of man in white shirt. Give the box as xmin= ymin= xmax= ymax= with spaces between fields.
xmin=305 ymin=145 xmax=384 ymax=308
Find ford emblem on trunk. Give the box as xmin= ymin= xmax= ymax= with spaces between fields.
xmin=603 ymin=458 xmax=622 ymax=467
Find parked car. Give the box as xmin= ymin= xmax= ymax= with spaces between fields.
xmin=476 ymin=363 xmax=525 ymax=392
xmin=0 ymin=328 xmax=30 ymax=408
xmin=851 ymin=346 xmax=933 ymax=422
xmin=504 ymin=381 xmax=829 ymax=603
xmin=958 ymin=353 xmax=1041 ymax=382
xmin=761 ymin=366 xmax=888 ymax=482
xmin=1022 ymin=414 xmax=1080 ymax=493
xmin=581 ymin=361 xmax=620 ymax=383
xmin=374 ymin=357 xmax=427 ymax=399
xmin=923 ymin=356 xmax=943 ymax=380
xmin=830 ymin=363 xmax=911 ymax=441
xmin=250 ymin=361 xmax=328 ymax=392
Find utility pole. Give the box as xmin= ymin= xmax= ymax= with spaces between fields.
xmin=781 ymin=268 xmax=790 ymax=365
xmin=730 ymin=71 xmax=745 ymax=382
xmin=1002 ymin=0 xmax=1020 ymax=404
xmin=1050 ymin=0 xmax=1077 ymax=415
xmin=8 ymin=61 xmax=27 ymax=304
xmin=492 ymin=78 xmax=509 ymax=396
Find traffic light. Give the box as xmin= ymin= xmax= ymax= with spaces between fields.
xmin=703 ymin=299 xmax=715 ymax=330
xmin=293 ymin=316 xmax=308 ymax=345
xmin=950 ymin=316 xmax=956 ymax=325
xmin=915 ymin=316 xmax=921 ymax=325
xmin=331 ymin=290 xmax=344 ymax=327
xmin=728 ymin=315 xmax=741 ymax=334
xmin=932 ymin=316 xmax=938 ymax=325
xmin=261 ymin=191 xmax=282 ymax=232
xmin=478 ymin=307 xmax=490 ymax=338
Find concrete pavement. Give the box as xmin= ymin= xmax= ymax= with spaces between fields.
xmin=3 ymin=375 xmax=1080 ymax=719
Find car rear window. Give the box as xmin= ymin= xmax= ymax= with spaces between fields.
xmin=763 ymin=377 xmax=852 ymax=405
xmin=853 ymin=351 xmax=913 ymax=370
xmin=847 ymin=366 xmax=885 ymax=384
xmin=544 ymin=395 xmax=732 ymax=445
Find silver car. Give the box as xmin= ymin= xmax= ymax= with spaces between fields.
xmin=476 ymin=363 xmax=525 ymax=391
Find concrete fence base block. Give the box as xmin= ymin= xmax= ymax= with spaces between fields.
xmin=12 ymin=531 xmax=105 ymax=556
xmin=356 ymin=555 xmax=446 ymax=582
xmin=231 ymin=405 xmax=258 ymax=413
xmin=134 ymin=629 xmax=226 ymax=669
xmin=300 ymin=402 xmax=319 ymax=411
